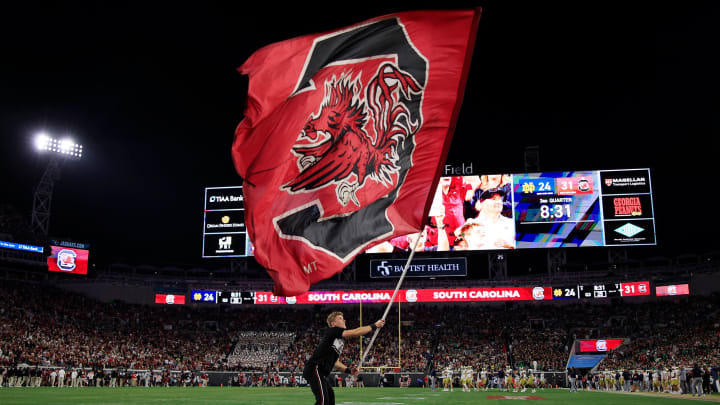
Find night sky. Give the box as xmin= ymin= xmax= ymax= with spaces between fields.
xmin=1 ymin=2 xmax=716 ymax=273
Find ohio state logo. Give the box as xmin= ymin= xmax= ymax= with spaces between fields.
xmin=56 ymin=249 xmax=77 ymax=271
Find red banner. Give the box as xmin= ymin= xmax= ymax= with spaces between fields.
xmin=579 ymin=339 xmax=624 ymax=352
xmin=656 ymin=284 xmax=689 ymax=296
xmin=254 ymin=286 xmax=552 ymax=305
xmin=154 ymin=294 xmax=186 ymax=305
xmin=620 ymin=281 xmax=650 ymax=297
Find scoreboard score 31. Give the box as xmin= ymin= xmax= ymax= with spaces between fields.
xmin=554 ymin=281 xmax=650 ymax=299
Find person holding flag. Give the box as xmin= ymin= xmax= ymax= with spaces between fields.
xmin=303 ymin=312 xmax=384 ymax=405
xmin=233 ymin=7 xmax=480 ymax=402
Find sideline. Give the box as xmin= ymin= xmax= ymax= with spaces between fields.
xmin=592 ymin=390 xmax=720 ymax=403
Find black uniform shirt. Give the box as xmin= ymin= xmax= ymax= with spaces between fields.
xmin=306 ymin=327 xmax=345 ymax=376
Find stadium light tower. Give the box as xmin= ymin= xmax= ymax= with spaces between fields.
xmin=30 ymin=133 xmax=83 ymax=236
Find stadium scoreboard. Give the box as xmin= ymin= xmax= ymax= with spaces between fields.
xmin=217 ymin=291 xmax=255 ymax=304
xmin=365 ymin=167 xmax=656 ymax=253
xmin=514 ymin=168 xmax=655 ymax=248
xmin=577 ymin=283 xmax=622 ymax=298
xmin=202 ymin=186 xmax=253 ymax=258
xmin=566 ymin=281 xmax=649 ymax=299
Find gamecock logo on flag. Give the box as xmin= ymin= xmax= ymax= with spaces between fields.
xmin=282 ymin=64 xmax=421 ymax=208
xmin=232 ymin=9 xmax=481 ymax=296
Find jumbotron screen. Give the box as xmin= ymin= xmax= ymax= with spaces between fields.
xmin=47 ymin=245 xmax=89 ymax=275
xmin=365 ymin=168 xmax=655 ymax=253
xmin=579 ymin=339 xmax=624 ymax=352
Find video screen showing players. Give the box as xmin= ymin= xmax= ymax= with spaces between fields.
xmin=365 ymin=174 xmax=515 ymax=253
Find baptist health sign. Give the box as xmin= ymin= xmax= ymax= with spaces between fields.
xmin=370 ymin=258 xmax=467 ymax=278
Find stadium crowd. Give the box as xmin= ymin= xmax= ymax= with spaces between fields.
xmin=0 ymin=280 xmax=718 ymax=392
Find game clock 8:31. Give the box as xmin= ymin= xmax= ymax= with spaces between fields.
xmin=539 ymin=201 xmax=572 ymax=220
xmin=513 ymin=171 xmax=604 ymax=248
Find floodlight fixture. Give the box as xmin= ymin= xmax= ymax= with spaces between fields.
xmin=34 ymin=133 xmax=83 ymax=159
xmin=35 ymin=133 xmax=50 ymax=150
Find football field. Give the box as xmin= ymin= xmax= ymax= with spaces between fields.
xmin=0 ymin=387 xmax=718 ymax=405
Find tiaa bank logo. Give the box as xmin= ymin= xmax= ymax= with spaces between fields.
xmin=596 ymin=340 xmax=608 ymax=352
xmin=57 ymin=249 xmax=77 ymax=271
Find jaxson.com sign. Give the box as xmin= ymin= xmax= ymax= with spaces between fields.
xmin=370 ymin=258 xmax=467 ymax=278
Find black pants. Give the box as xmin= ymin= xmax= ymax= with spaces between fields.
xmin=304 ymin=365 xmax=335 ymax=405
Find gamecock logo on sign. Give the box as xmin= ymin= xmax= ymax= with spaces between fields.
xmin=57 ymin=249 xmax=77 ymax=271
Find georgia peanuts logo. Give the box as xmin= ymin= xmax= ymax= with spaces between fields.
xmin=56 ymin=249 xmax=77 ymax=271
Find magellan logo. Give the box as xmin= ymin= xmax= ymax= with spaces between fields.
xmin=606 ymin=177 xmax=647 ymax=187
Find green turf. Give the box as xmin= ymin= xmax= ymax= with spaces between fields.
xmin=0 ymin=387 xmax=716 ymax=405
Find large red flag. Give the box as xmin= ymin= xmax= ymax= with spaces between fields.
xmin=233 ymin=9 xmax=480 ymax=296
